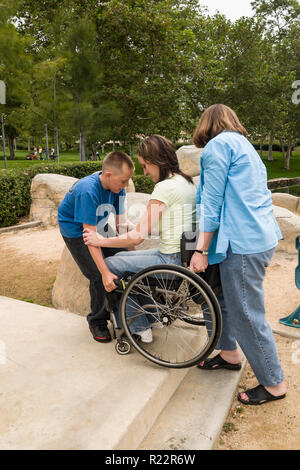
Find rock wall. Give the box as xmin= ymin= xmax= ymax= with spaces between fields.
xmin=272 ymin=193 xmax=300 ymax=215
xmin=273 ymin=206 xmax=300 ymax=254
xmin=30 ymin=174 xmax=78 ymax=226
xmin=176 ymin=145 xmax=203 ymax=177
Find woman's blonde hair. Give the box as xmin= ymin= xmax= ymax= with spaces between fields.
xmin=193 ymin=104 xmax=247 ymax=148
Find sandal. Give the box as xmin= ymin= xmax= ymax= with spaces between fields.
xmin=197 ymin=353 xmax=241 ymax=370
xmin=238 ymin=384 xmax=286 ymax=406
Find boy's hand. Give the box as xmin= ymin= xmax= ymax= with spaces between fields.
xmin=102 ymin=271 xmax=118 ymax=292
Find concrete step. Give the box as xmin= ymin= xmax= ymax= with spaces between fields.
xmin=138 ymin=360 xmax=245 ymax=450
xmin=0 ymin=296 xmax=188 ymax=450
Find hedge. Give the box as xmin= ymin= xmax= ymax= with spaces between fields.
xmin=252 ymin=143 xmax=298 ymax=152
xmin=0 ymin=161 xmax=155 ymax=227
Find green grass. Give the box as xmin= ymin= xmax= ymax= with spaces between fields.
xmin=262 ymin=150 xmax=300 ymax=180
xmin=0 ymin=148 xmax=299 ymax=179
xmin=0 ymin=149 xmax=144 ymax=174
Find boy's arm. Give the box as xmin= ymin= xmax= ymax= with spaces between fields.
xmin=83 ymin=200 xmax=165 ymax=249
xmin=83 ymin=224 xmax=118 ymax=292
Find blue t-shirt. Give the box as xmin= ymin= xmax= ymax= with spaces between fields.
xmin=58 ymin=172 xmax=126 ymax=238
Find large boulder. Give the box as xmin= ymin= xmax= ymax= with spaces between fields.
xmin=272 ymin=192 xmax=300 ymax=215
xmin=30 ymin=174 xmax=78 ymax=226
xmin=274 ymin=205 xmax=300 ymax=253
xmin=176 ymin=145 xmax=202 ymax=177
xmin=52 ymin=192 xmax=159 ymax=316
xmin=30 ymin=173 xmax=135 ymax=227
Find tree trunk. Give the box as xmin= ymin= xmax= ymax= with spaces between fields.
xmin=91 ymin=143 xmax=97 ymax=160
xmin=284 ymin=139 xmax=292 ymax=170
xmin=8 ymin=136 xmax=15 ymax=159
xmin=53 ymin=128 xmax=58 ymax=157
xmin=268 ymin=133 xmax=274 ymax=161
xmin=80 ymin=129 xmax=86 ymax=161
xmin=259 ymin=142 xmax=263 ymax=158
xmin=54 ymin=126 xmax=60 ymax=163
xmin=45 ymin=124 xmax=49 ymax=160
xmin=130 ymin=143 xmax=133 ymax=159
xmin=280 ymin=139 xmax=285 ymax=159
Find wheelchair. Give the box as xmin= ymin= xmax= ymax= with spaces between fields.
xmin=106 ymin=232 xmax=223 ymax=369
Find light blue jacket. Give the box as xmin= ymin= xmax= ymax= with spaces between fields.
xmin=196 ymin=131 xmax=282 ymax=265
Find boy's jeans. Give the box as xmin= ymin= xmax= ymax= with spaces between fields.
xmin=105 ymin=249 xmax=182 ymax=334
xmin=216 ymin=246 xmax=284 ymax=387
xmin=62 ymin=235 xmax=126 ymax=327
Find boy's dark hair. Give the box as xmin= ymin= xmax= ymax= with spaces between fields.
xmin=102 ymin=151 xmax=134 ymax=173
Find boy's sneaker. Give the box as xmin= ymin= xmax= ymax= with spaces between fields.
xmin=135 ymin=328 xmax=153 ymax=343
xmin=89 ymin=324 xmax=112 ymax=343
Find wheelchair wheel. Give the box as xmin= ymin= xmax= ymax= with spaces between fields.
xmin=119 ymin=265 xmax=222 ymax=369
xmin=115 ymin=339 xmax=131 ymax=355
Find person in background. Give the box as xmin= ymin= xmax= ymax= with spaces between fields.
xmin=50 ymin=148 xmax=56 ymax=161
xmin=190 ymin=104 xmax=286 ymax=406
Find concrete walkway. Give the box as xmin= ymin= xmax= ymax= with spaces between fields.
xmin=0 ymin=296 xmax=244 ymax=450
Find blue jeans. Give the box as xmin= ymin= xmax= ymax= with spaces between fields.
xmin=62 ymin=234 xmax=126 ymax=327
xmin=216 ymin=246 xmax=284 ymax=387
xmin=105 ymin=249 xmax=182 ymax=334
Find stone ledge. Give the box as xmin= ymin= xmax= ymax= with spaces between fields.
xmin=268 ymin=177 xmax=300 ymax=189
xmin=0 ymin=221 xmax=43 ymax=234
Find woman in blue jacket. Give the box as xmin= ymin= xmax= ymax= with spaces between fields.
xmin=190 ymin=104 xmax=287 ymax=405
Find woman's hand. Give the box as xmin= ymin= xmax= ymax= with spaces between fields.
xmin=83 ymin=227 xmax=104 ymax=247
xmin=189 ymin=252 xmax=208 ymax=273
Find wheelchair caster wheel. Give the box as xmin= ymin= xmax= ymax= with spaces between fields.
xmin=115 ymin=340 xmax=131 ymax=355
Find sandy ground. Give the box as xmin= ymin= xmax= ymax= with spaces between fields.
xmin=0 ymin=226 xmax=300 ymax=450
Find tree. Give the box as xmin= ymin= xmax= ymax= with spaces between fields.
xmin=0 ymin=0 xmax=32 ymax=158
xmin=251 ymin=0 xmax=300 ymax=162
xmin=251 ymin=0 xmax=300 ymax=39
xmin=97 ymin=0 xmax=204 ymax=142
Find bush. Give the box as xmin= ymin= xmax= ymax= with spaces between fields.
xmin=0 ymin=161 xmax=156 ymax=227
xmin=0 ymin=161 xmax=102 ymax=227
xmin=252 ymin=142 xmax=296 ymax=152
xmin=132 ymin=175 xmax=155 ymax=194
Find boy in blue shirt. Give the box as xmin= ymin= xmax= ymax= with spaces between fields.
xmin=58 ymin=151 xmax=135 ymax=343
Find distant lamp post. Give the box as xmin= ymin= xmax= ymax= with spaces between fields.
xmin=0 ymin=81 xmax=7 ymax=170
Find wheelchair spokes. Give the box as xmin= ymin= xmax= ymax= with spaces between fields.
xmin=118 ymin=265 xmax=222 ymax=369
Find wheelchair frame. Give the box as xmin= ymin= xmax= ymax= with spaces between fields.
xmin=106 ymin=249 xmax=223 ymax=369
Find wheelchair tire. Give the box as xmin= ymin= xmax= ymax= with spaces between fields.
xmin=115 ymin=339 xmax=131 ymax=355
xmin=119 ymin=265 xmax=222 ymax=369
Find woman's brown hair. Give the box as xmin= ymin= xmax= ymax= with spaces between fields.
xmin=193 ymin=104 xmax=248 ymax=148
xmin=137 ymin=135 xmax=193 ymax=184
